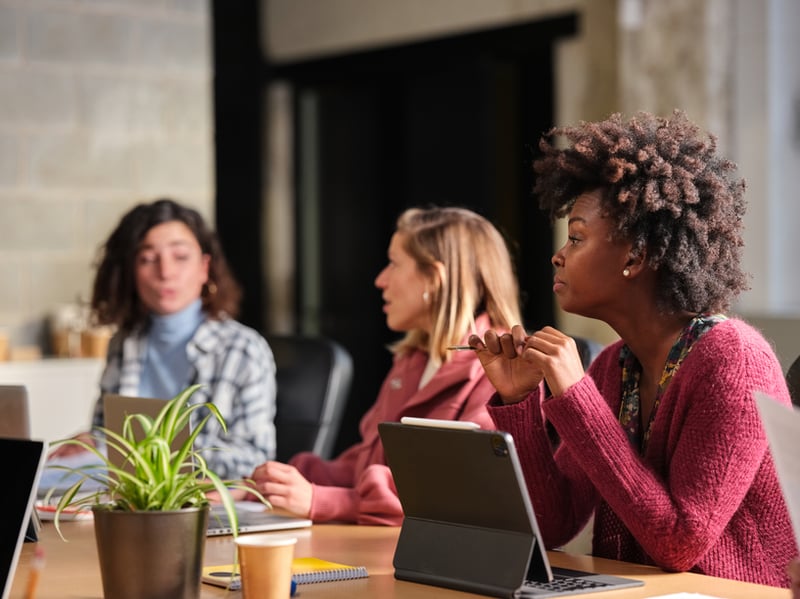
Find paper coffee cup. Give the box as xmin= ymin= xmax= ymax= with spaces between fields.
xmin=235 ymin=535 xmax=297 ymax=599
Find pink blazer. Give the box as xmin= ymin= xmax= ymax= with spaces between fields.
xmin=291 ymin=319 xmax=497 ymax=525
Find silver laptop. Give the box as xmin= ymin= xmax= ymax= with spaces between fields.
xmin=206 ymin=504 xmax=311 ymax=537
xmin=103 ymin=393 xmax=311 ymax=536
xmin=0 ymin=437 xmax=47 ymax=599
xmin=378 ymin=420 xmax=645 ymax=598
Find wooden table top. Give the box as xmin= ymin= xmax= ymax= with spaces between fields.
xmin=10 ymin=518 xmax=790 ymax=598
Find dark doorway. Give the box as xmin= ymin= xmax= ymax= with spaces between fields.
xmin=213 ymin=6 xmax=578 ymax=454
xmin=212 ymin=0 xmax=265 ymax=332
xmin=276 ymin=16 xmax=577 ymax=453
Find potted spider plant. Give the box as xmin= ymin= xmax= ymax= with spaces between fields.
xmin=44 ymin=384 xmax=268 ymax=599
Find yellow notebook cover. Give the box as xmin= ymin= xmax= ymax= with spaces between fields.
xmin=202 ymin=557 xmax=368 ymax=590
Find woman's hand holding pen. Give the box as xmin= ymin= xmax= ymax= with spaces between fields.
xmin=469 ymin=325 xmax=585 ymax=403
xmin=468 ymin=325 xmax=544 ymax=404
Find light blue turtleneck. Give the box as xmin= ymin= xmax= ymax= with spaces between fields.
xmin=138 ymin=298 xmax=204 ymax=399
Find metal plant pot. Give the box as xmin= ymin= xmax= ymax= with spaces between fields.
xmin=92 ymin=505 xmax=210 ymax=599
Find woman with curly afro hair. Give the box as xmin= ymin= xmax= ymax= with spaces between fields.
xmin=469 ymin=111 xmax=797 ymax=586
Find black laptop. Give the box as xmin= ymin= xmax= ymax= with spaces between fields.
xmin=0 ymin=437 xmax=47 ymax=599
xmin=378 ymin=419 xmax=644 ymax=598
xmin=0 ymin=386 xmax=43 ymax=543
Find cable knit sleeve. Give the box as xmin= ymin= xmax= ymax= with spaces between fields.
xmin=489 ymin=319 xmax=797 ymax=582
xmin=487 ymin=384 xmax=599 ymax=547
xmin=543 ymin=321 xmax=791 ymax=573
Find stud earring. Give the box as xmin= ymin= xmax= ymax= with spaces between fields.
xmin=622 ymin=268 xmax=631 ymax=277
xmin=422 ymin=291 xmax=430 ymax=304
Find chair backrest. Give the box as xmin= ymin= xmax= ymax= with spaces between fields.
xmin=572 ymin=336 xmax=605 ymax=371
xmin=786 ymin=354 xmax=800 ymax=408
xmin=266 ymin=335 xmax=354 ymax=462
xmin=0 ymin=385 xmax=30 ymax=439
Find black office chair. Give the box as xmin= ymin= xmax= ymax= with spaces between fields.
xmin=572 ymin=336 xmax=605 ymax=371
xmin=266 ymin=334 xmax=354 ymax=462
xmin=785 ymin=354 xmax=800 ymax=408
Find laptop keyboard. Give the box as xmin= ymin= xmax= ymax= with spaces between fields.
xmin=524 ymin=575 xmax=610 ymax=593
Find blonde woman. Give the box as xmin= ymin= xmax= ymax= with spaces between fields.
xmin=244 ymin=206 xmax=522 ymax=524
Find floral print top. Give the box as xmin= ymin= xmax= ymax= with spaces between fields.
xmin=618 ymin=313 xmax=728 ymax=453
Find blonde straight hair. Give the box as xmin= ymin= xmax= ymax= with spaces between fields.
xmin=389 ymin=207 xmax=522 ymax=364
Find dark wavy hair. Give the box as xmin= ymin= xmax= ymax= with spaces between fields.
xmin=533 ymin=110 xmax=749 ymax=314
xmin=91 ymin=198 xmax=241 ymax=333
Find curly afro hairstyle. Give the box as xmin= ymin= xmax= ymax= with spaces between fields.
xmin=533 ymin=110 xmax=749 ymax=315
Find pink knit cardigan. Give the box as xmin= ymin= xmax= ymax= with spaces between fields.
xmin=488 ymin=318 xmax=797 ymax=587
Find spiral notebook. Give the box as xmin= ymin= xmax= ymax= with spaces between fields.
xmin=202 ymin=557 xmax=368 ymax=590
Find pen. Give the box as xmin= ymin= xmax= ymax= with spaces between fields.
xmin=446 ymin=345 xmax=476 ymax=351
xmin=25 ymin=545 xmax=44 ymax=599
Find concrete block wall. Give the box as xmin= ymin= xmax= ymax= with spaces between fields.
xmin=0 ymin=0 xmax=214 ymax=351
